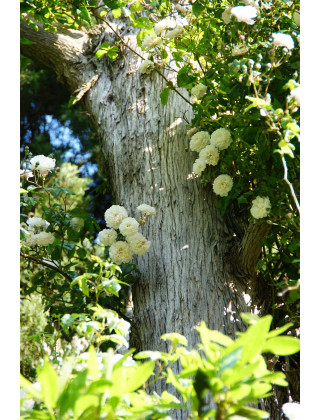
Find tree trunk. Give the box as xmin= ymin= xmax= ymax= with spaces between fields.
xmin=21 ymin=18 xmax=273 ymax=418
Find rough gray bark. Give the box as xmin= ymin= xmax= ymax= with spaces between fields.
xmin=21 ymin=17 xmax=272 ymax=418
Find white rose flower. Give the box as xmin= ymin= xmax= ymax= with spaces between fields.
xmin=199 ymin=145 xmax=220 ymax=166
xmin=210 ymin=128 xmax=232 ymax=150
xmin=71 ymin=217 xmax=84 ymax=230
xmin=20 ymin=169 xmax=34 ymax=180
xmin=232 ymin=45 xmax=250 ymax=56
xmin=127 ymin=233 xmax=151 ymax=256
xmin=98 ymin=228 xmax=117 ymax=246
xmin=119 ymin=217 xmax=139 ymax=237
xmin=140 ymin=59 xmax=155 ymax=74
xmin=192 ymin=158 xmax=206 ymax=176
xmin=104 ymin=205 xmax=128 ymax=229
xmin=33 ymin=232 xmax=55 ymax=246
xmin=190 ymin=131 xmax=210 ymax=152
xmin=221 ymin=7 xmax=232 ymax=24
xmin=293 ymin=11 xmax=300 ymax=26
xmin=212 ymin=175 xmax=233 ymax=197
xmin=282 ymin=402 xmax=301 ymax=420
xmin=231 ymin=5 xmax=257 ymax=25
xmin=290 ymin=86 xmax=300 ymax=105
xmin=141 ymin=34 xmax=162 ymax=51
xmin=24 ymin=233 xmax=37 ymax=247
xmin=137 ymin=204 xmax=156 ymax=216
xmin=30 ymin=155 xmax=56 ymax=175
xmin=187 ymin=127 xmax=198 ymax=137
xmin=165 ymin=25 xmax=184 ymax=40
xmin=109 ymin=241 xmax=133 ymax=264
xmin=250 ymin=196 xmax=271 ymax=219
xmin=175 ymin=4 xmax=190 ymax=14
xmin=191 ymin=83 xmax=207 ymax=99
xmin=272 ymin=33 xmax=295 ymax=50
xmin=26 ymin=217 xmax=50 ymax=231
xmin=154 ymin=19 xmax=176 ymax=35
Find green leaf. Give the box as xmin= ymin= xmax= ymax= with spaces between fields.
xmin=20 ymin=37 xmax=36 ymax=45
xmin=37 ymin=358 xmax=59 ymax=410
xmin=227 ymin=383 xmax=251 ymax=400
xmin=95 ymin=49 xmax=109 ymax=59
xmin=161 ymin=332 xmax=188 ymax=347
xmin=112 ymin=8 xmax=122 ymax=18
xmin=20 ymin=375 xmax=43 ymax=401
xmin=262 ymin=336 xmax=300 ymax=355
xmin=268 ymin=323 xmax=293 ymax=338
xmin=160 ymin=88 xmax=170 ymax=105
xmin=131 ymin=1 xmax=143 ymax=13
xmin=110 ymin=361 xmax=155 ymax=396
xmin=192 ymin=2 xmax=205 ymax=17
xmin=87 ymin=346 xmax=100 ymax=380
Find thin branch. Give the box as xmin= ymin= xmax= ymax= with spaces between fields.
xmin=20 ymin=252 xmax=73 ymax=281
xmin=281 ymin=155 xmax=300 ymax=215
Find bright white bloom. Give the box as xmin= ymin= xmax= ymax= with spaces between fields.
xmin=127 ymin=233 xmax=151 ymax=256
xmin=272 ymin=33 xmax=295 ymax=50
xmin=109 ymin=241 xmax=133 ymax=264
xmin=175 ymin=4 xmax=190 ymax=14
xmin=104 ymin=205 xmax=128 ymax=229
xmin=192 ymin=158 xmax=206 ymax=176
xmin=98 ymin=228 xmax=117 ymax=246
xmin=190 ymin=131 xmax=210 ymax=152
xmin=20 ymin=169 xmax=34 ymax=180
xmin=231 ymin=6 xmax=257 ymax=25
xmin=119 ymin=217 xmax=139 ymax=237
xmin=222 ymin=7 xmax=232 ymax=24
xmin=24 ymin=233 xmax=37 ymax=247
xmin=141 ymin=34 xmax=162 ymax=51
xmin=20 ymin=389 xmax=35 ymax=410
xmin=165 ymin=25 xmax=184 ymax=40
xmin=140 ymin=59 xmax=155 ymax=74
xmin=33 ymin=232 xmax=55 ymax=246
xmin=199 ymin=145 xmax=219 ymax=166
xmin=211 ymin=128 xmax=232 ymax=150
xmin=154 ymin=19 xmax=175 ymax=35
xmin=250 ymin=196 xmax=271 ymax=219
xmin=191 ymin=83 xmax=207 ymax=99
xmin=187 ymin=127 xmax=197 ymax=137
xmin=212 ymin=175 xmax=233 ymax=197
xmin=26 ymin=217 xmax=49 ymax=231
xmin=282 ymin=402 xmax=301 ymax=420
xmin=232 ymin=45 xmax=250 ymax=56
xmin=293 ymin=11 xmax=300 ymax=26
xmin=137 ymin=204 xmax=156 ymax=216
xmin=30 ymin=155 xmax=56 ymax=175
xmin=71 ymin=217 xmax=84 ymax=230
xmin=290 ymin=86 xmax=300 ymax=105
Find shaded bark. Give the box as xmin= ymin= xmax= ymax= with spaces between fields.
xmin=21 ymin=17 xmax=275 ymax=418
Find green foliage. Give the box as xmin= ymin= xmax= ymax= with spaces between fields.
xmin=21 ymin=315 xmax=299 ymax=419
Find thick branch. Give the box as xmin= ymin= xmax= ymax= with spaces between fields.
xmin=20 ymin=16 xmax=97 ymax=90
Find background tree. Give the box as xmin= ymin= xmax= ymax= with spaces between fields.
xmin=20 ymin=1 xmax=300 ymax=417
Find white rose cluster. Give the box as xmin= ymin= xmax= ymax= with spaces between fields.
xmin=212 ymin=175 xmax=233 ymax=197
xmin=231 ymin=5 xmax=257 ymax=25
xmin=272 ymin=33 xmax=294 ymax=50
xmin=141 ymin=34 xmax=162 ymax=51
xmin=250 ymin=196 xmax=271 ymax=219
xmin=23 ymin=216 xmax=54 ymax=247
xmin=210 ymin=128 xmax=233 ymax=150
xmin=98 ymin=204 xmax=155 ymax=264
xmin=140 ymin=59 xmax=155 ymax=74
xmin=29 ymin=155 xmax=56 ymax=176
xmin=191 ymin=83 xmax=207 ymax=100
xmin=189 ymin=127 xmax=233 ymax=193
xmin=190 ymin=131 xmax=210 ymax=152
